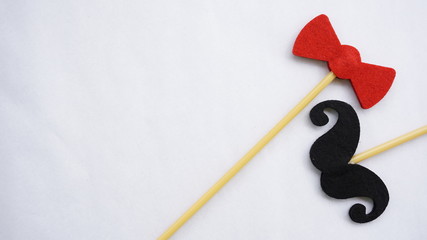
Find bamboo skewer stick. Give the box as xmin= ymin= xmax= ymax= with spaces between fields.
xmin=350 ymin=125 xmax=427 ymax=164
xmin=158 ymin=72 xmax=337 ymax=240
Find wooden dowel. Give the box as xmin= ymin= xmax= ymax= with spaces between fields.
xmin=158 ymin=72 xmax=337 ymax=239
xmin=350 ymin=125 xmax=427 ymax=164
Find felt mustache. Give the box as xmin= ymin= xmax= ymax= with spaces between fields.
xmin=293 ymin=15 xmax=396 ymax=109
xmin=310 ymin=100 xmax=389 ymax=223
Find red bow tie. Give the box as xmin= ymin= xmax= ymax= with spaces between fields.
xmin=293 ymin=15 xmax=396 ymax=109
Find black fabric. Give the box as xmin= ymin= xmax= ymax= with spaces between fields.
xmin=309 ymin=100 xmax=389 ymax=223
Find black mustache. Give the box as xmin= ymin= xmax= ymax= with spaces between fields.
xmin=309 ymin=100 xmax=389 ymax=223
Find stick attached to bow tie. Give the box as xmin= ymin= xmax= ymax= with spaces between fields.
xmin=158 ymin=14 xmax=396 ymax=239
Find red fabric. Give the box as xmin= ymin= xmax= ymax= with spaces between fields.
xmin=293 ymin=14 xmax=396 ymax=109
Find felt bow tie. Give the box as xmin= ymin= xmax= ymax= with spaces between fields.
xmin=293 ymin=14 xmax=396 ymax=109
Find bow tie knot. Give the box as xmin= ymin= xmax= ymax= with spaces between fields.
xmin=329 ymin=45 xmax=361 ymax=79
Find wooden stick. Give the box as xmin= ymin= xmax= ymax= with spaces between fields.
xmin=158 ymin=72 xmax=336 ymax=240
xmin=350 ymin=125 xmax=427 ymax=164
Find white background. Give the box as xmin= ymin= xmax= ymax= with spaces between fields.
xmin=1 ymin=0 xmax=426 ymax=239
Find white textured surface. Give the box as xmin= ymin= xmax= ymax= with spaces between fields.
xmin=1 ymin=1 xmax=426 ymax=239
